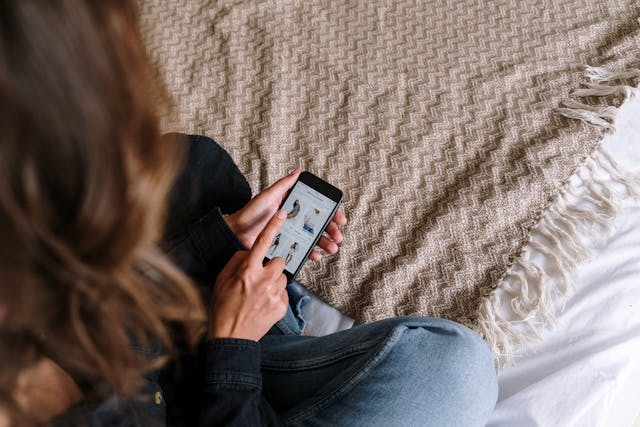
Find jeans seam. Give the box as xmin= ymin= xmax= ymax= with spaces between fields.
xmin=281 ymin=325 xmax=409 ymax=424
xmin=261 ymin=340 xmax=379 ymax=371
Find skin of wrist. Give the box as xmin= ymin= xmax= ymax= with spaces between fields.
xmin=223 ymin=213 xmax=237 ymax=234
xmin=223 ymin=212 xmax=250 ymax=247
xmin=224 ymin=213 xmax=244 ymax=243
xmin=208 ymin=317 xmax=230 ymax=339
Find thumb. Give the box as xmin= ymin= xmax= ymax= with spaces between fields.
xmin=264 ymin=169 xmax=301 ymax=200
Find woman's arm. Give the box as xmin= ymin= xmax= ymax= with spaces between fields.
xmin=200 ymin=210 xmax=289 ymax=426
xmin=199 ymin=339 xmax=279 ymax=426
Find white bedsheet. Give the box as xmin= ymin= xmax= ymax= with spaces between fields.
xmin=301 ymin=91 xmax=640 ymax=427
xmin=488 ymin=90 xmax=640 ymax=427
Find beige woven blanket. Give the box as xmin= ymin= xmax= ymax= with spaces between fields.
xmin=140 ymin=0 xmax=640 ymax=353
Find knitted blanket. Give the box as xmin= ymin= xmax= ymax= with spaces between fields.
xmin=140 ymin=0 xmax=640 ymax=361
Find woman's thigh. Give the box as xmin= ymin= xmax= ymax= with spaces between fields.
xmin=260 ymin=316 xmax=498 ymax=427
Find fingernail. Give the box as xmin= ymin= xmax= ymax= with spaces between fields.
xmin=276 ymin=209 xmax=287 ymax=219
xmin=289 ymin=168 xmax=299 ymax=175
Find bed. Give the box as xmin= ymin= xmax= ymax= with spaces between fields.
xmin=488 ymin=89 xmax=640 ymax=427
xmin=300 ymin=92 xmax=640 ymax=426
xmin=138 ymin=1 xmax=640 ymax=425
xmin=269 ymin=63 xmax=640 ymax=427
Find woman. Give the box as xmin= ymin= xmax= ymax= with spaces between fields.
xmin=284 ymin=242 xmax=298 ymax=266
xmin=286 ymin=200 xmax=301 ymax=220
xmin=0 ymin=1 xmax=498 ymax=426
xmin=267 ymin=233 xmax=282 ymax=257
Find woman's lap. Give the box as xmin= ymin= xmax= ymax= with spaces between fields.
xmin=261 ymin=317 xmax=497 ymax=427
xmin=166 ymin=134 xmax=498 ymax=426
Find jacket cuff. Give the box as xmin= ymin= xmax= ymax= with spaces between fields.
xmin=189 ymin=207 xmax=246 ymax=265
xmin=205 ymin=339 xmax=262 ymax=390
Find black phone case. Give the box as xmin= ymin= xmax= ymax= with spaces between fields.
xmin=264 ymin=171 xmax=343 ymax=282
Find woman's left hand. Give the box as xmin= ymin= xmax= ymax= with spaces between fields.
xmin=224 ymin=169 xmax=348 ymax=261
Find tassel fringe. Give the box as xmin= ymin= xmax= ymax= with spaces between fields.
xmin=476 ymin=65 xmax=640 ymax=367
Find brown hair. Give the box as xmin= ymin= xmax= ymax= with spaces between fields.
xmin=0 ymin=0 xmax=205 ymax=424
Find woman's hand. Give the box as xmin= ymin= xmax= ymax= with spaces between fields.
xmin=209 ymin=209 xmax=289 ymax=341
xmin=224 ymin=169 xmax=348 ymax=261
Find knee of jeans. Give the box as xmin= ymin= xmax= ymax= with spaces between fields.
xmin=394 ymin=319 xmax=498 ymax=408
xmin=427 ymin=320 xmax=497 ymax=403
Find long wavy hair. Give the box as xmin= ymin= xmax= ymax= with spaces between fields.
xmin=0 ymin=1 xmax=205 ymax=424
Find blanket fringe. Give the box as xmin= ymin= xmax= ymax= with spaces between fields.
xmin=476 ymin=65 xmax=640 ymax=366
xmin=555 ymin=66 xmax=640 ymax=129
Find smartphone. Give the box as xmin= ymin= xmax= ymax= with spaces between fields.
xmin=264 ymin=171 xmax=343 ymax=282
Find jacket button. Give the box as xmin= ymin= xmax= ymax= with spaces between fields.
xmin=154 ymin=391 xmax=163 ymax=405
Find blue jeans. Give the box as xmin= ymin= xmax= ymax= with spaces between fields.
xmin=165 ymin=135 xmax=498 ymax=426
xmin=265 ymin=295 xmax=498 ymax=427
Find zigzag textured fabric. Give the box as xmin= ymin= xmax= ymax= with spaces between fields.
xmin=139 ymin=0 xmax=640 ymax=354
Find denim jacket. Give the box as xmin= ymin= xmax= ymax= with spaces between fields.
xmin=49 ymin=136 xmax=281 ymax=426
xmin=49 ymin=208 xmax=281 ymax=427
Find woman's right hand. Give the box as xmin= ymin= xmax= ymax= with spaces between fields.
xmin=208 ymin=209 xmax=289 ymax=342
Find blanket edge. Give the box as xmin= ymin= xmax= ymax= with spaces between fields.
xmin=476 ymin=66 xmax=640 ymax=367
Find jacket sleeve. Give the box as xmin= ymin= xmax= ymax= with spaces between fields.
xmin=166 ymin=208 xmax=282 ymax=425
xmin=165 ymin=206 xmax=245 ymax=303
xmin=199 ymin=339 xmax=281 ymax=426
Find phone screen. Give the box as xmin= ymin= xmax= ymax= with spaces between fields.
xmin=266 ymin=180 xmax=338 ymax=274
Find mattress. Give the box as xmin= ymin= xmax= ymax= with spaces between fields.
xmin=488 ymin=90 xmax=640 ymax=426
xmin=297 ymin=91 xmax=640 ymax=426
xmin=137 ymin=2 xmax=640 ymax=421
